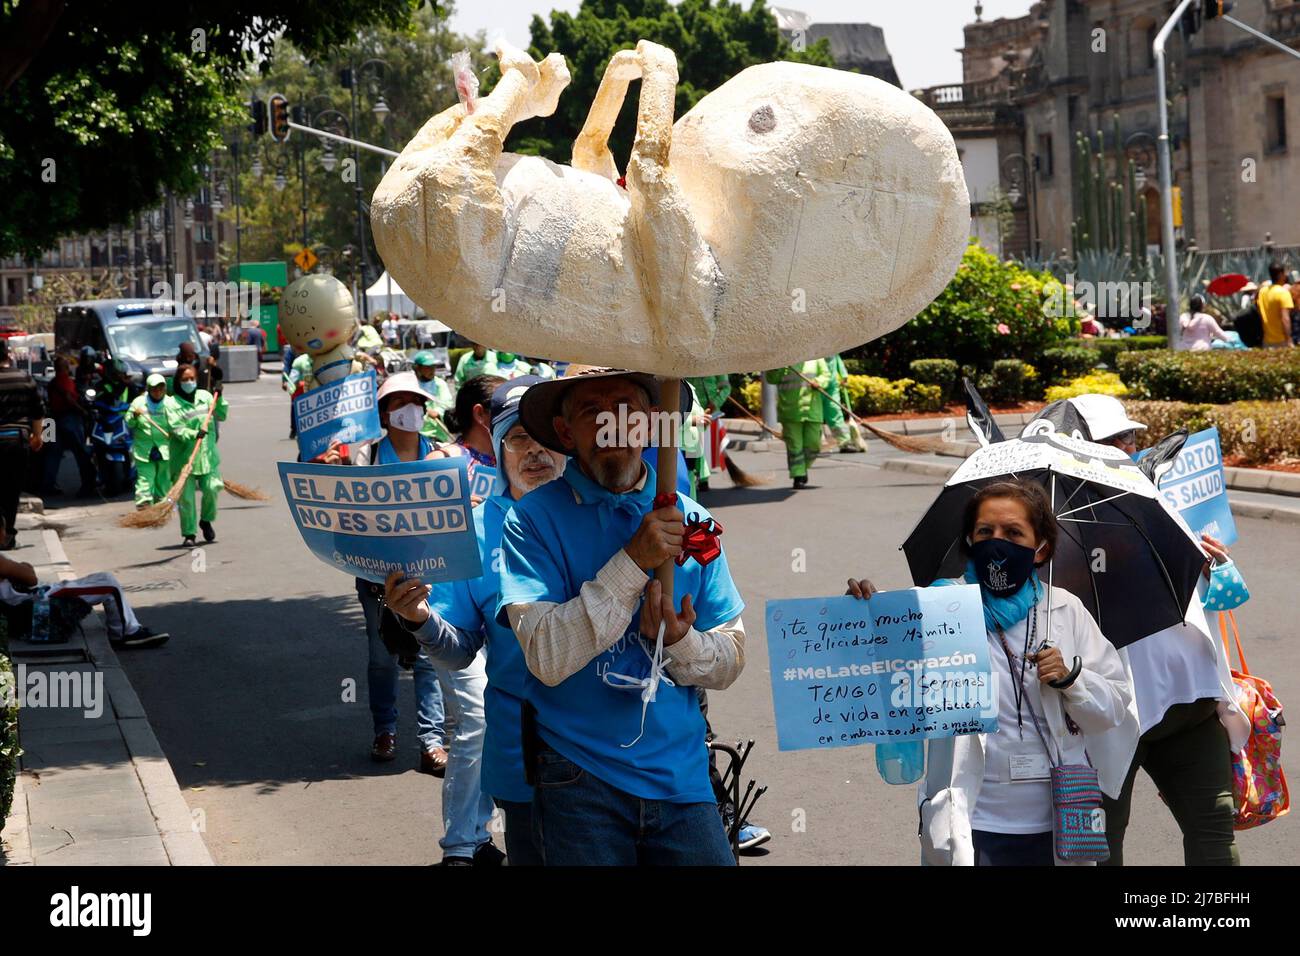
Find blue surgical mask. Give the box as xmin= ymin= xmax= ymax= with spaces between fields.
xmin=179 ymin=380 xmax=197 ymax=394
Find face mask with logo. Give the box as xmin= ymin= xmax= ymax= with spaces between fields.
xmin=387 ymin=402 xmax=424 ymax=433
xmin=179 ymin=380 xmax=197 ymax=394
xmin=967 ymin=537 xmax=1042 ymax=597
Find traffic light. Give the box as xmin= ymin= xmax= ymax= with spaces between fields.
xmin=1183 ymin=0 xmax=1232 ymax=36
xmin=249 ymin=98 xmax=266 ymax=137
xmin=291 ymin=105 xmax=306 ymax=126
xmin=269 ymin=93 xmax=291 ymax=143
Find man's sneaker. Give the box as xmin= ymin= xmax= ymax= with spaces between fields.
xmin=473 ymin=841 xmax=507 ymax=867
xmin=737 ymin=822 xmax=771 ymax=853
xmin=112 ymin=627 xmax=170 ymax=649
xmin=199 ymin=520 xmax=216 ymax=543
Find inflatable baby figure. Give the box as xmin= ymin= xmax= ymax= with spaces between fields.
xmin=371 ymin=40 xmax=969 ymax=378
xmin=278 ymin=274 xmax=362 ymax=386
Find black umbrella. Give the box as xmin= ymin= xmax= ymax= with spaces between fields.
xmin=902 ymin=429 xmax=1206 ymax=649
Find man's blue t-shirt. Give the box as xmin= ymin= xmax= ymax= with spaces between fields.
xmin=495 ymin=462 xmax=744 ymax=804
xmin=427 ymin=495 xmax=533 ymax=803
xmin=641 ymin=446 xmax=691 ymax=497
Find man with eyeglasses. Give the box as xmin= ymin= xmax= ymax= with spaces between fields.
xmin=384 ymin=376 xmax=566 ymax=865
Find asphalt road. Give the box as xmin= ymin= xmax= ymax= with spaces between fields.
xmin=44 ymin=372 xmax=1300 ymax=865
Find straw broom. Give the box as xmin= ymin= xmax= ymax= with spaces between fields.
xmin=119 ymin=401 xmax=218 ymax=528
xmin=790 ymin=367 xmax=964 ymax=456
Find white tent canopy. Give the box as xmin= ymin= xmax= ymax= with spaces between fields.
xmin=366 ymin=270 xmax=423 ymax=320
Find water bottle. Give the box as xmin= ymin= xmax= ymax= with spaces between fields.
xmin=31 ymin=585 xmax=51 ymax=643
xmin=875 ymin=741 xmax=924 ymax=785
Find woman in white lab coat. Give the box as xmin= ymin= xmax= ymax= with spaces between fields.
xmin=850 ymin=479 xmax=1138 ymax=865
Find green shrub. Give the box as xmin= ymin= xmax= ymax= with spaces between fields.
xmin=1038 ymin=346 xmax=1098 ymax=385
xmin=1081 ymin=336 xmax=1167 ymax=370
xmin=908 ymin=359 xmax=960 ymax=397
xmin=873 ymin=240 xmax=1078 ymax=377
xmin=1117 ymin=349 xmax=1300 ymax=403
xmin=1044 ymin=371 xmax=1129 ymax=402
xmin=1089 ymin=339 xmax=1127 ymax=369
xmin=1125 ymin=399 xmax=1300 ymax=465
xmin=0 ymin=617 xmax=17 ymax=832
xmin=847 ymin=375 xmax=944 ymax=415
xmin=984 ymin=359 xmax=1039 ymax=403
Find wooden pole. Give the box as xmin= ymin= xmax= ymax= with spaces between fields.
xmin=654 ymin=376 xmax=681 ymax=594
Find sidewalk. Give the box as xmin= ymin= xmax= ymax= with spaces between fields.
xmin=877 ymin=454 xmax=1300 ymax=526
xmin=726 ymin=412 xmax=1300 ymax=504
xmin=1 ymin=504 xmax=212 ymax=866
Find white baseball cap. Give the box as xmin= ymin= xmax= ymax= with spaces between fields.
xmin=1068 ymin=394 xmax=1147 ymax=441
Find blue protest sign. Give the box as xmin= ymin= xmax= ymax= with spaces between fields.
xmin=765 ymin=585 xmax=995 ymax=752
xmin=294 ymin=370 xmax=382 ymax=461
xmin=277 ymin=457 xmax=483 ymax=585
xmin=468 ymin=462 xmax=498 ymax=500
xmin=1151 ymin=427 xmax=1237 ymax=545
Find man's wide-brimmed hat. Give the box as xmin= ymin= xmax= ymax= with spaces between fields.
xmin=518 ymin=365 xmax=692 ymax=455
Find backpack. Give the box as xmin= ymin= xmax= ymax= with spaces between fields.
xmin=1219 ymin=611 xmax=1289 ymax=829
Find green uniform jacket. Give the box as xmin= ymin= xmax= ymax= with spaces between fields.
xmin=688 ymin=374 xmax=732 ymax=413
xmin=126 ymin=394 xmax=186 ymax=464
xmin=454 ymin=350 xmax=498 ymax=388
xmin=765 ymin=360 xmax=831 ymax=424
xmin=419 ymin=375 xmax=454 ymax=443
xmin=169 ymin=389 xmax=229 ymax=476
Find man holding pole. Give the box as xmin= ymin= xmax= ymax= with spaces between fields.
xmin=494 ymin=368 xmax=745 ymax=866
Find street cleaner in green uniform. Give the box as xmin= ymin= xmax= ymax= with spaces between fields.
xmin=412 ymin=350 xmax=454 ymax=443
xmin=126 ymin=373 xmax=184 ymax=508
xmin=764 ymin=358 xmax=831 ymax=489
xmin=822 ymin=353 xmax=862 ymax=452
xmin=170 ymin=362 xmax=228 ymax=546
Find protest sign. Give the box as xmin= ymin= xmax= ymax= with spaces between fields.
xmin=294 ymin=370 xmax=382 ymax=460
xmin=467 ymin=461 xmax=498 ymax=500
xmin=765 ymin=584 xmax=996 ymax=752
xmin=1144 ymin=427 xmax=1237 ymax=545
xmin=278 ymin=457 xmax=482 ymax=585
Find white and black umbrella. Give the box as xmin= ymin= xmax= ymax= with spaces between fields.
xmin=901 ymin=426 xmax=1205 ymax=649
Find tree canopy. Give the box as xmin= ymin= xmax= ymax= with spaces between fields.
xmin=0 ymin=0 xmax=429 ymax=260
xmin=503 ymin=0 xmax=835 ymax=164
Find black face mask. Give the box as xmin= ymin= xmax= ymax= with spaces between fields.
xmin=968 ymin=538 xmax=1040 ymax=597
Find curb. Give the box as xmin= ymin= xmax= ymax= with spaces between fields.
xmin=13 ymin=524 xmax=214 ymax=866
xmin=84 ymin=629 xmax=215 ymax=866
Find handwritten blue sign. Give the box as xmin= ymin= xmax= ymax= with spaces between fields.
xmin=277 ymin=457 xmax=482 ymax=585
xmin=1150 ymin=427 xmax=1238 ymax=545
xmin=765 ymin=585 xmax=996 ymax=752
xmin=468 ymin=462 xmax=498 ymax=500
xmin=294 ymin=370 xmax=382 ymax=461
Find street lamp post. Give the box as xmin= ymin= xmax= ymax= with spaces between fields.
xmin=340 ymin=58 xmax=389 ymax=321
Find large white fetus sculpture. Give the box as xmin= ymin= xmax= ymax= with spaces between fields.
xmin=371 ymin=40 xmax=969 ymax=377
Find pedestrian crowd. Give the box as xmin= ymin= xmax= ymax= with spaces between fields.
xmin=293 ymin=313 xmax=1263 ymax=867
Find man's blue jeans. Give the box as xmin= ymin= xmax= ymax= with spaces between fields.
xmin=497 ymin=799 xmax=543 ymax=867
xmin=435 ymin=647 xmax=496 ymax=859
xmin=531 ymin=743 xmax=734 ymax=866
xmin=356 ymin=582 xmax=444 ymax=749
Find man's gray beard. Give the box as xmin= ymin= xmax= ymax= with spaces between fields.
xmin=587 ymin=450 xmax=641 ymax=491
xmin=509 ymin=453 xmax=559 ymax=494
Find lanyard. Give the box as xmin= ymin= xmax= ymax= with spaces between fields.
xmin=995 ymin=602 xmax=1039 ymax=736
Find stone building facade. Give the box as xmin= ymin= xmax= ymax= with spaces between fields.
xmin=917 ymin=0 xmax=1300 ymax=259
